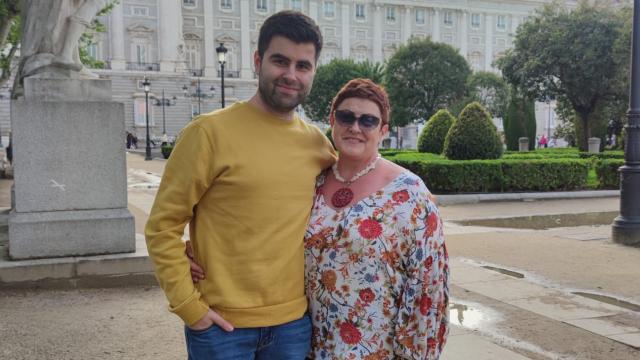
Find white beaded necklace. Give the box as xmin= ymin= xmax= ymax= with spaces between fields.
xmin=332 ymin=154 xmax=382 ymax=184
xmin=330 ymin=154 xmax=381 ymax=208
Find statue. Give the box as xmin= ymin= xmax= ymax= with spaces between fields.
xmin=14 ymin=0 xmax=108 ymax=95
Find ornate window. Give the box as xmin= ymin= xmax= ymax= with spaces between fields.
xmin=183 ymin=0 xmax=196 ymax=7
xmin=355 ymin=4 xmax=365 ymax=20
xmin=323 ymin=1 xmax=335 ymax=18
xmin=415 ymin=9 xmax=425 ymax=25
xmin=256 ymin=0 xmax=267 ymax=12
xmin=471 ymin=13 xmax=480 ymax=28
xmin=444 ymin=11 xmax=453 ymax=26
xmin=497 ymin=15 xmax=506 ymax=30
xmin=221 ymin=0 xmax=232 ymax=10
xmin=386 ymin=6 xmax=396 ymax=23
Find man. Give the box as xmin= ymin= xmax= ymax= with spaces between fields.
xmin=145 ymin=11 xmax=335 ymax=359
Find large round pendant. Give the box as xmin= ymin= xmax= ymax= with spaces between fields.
xmin=331 ymin=187 xmax=354 ymax=208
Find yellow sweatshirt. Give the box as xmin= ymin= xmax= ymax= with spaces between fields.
xmin=145 ymin=102 xmax=336 ymax=327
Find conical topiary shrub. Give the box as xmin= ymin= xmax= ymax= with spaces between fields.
xmin=443 ymin=102 xmax=503 ymax=160
xmin=417 ymin=109 xmax=455 ymax=154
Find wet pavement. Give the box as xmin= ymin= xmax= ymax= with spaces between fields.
xmin=1 ymin=152 xmax=639 ymax=359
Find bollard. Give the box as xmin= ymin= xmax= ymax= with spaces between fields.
xmin=518 ymin=137 xmax=529 ymax=152
xmin=588 ymin=137 xmax=601 ymax=153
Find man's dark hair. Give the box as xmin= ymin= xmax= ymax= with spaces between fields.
xmin=258 ymin=11 xmax=323 ymax=61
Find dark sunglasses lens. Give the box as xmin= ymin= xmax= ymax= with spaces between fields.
xmin=359 ymin=115 xmax=380 ymax=129
xmin=335 ymin=111 xmax=356 ymax=125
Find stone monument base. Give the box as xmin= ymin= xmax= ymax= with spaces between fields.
xmin=8 ymin=208 xmax=134 ymax=260
xmin=9 ymin=78 xmax=135 ymax=260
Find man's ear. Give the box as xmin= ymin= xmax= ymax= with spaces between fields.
xmin=253 ymin=50 xmax=261 ymax=75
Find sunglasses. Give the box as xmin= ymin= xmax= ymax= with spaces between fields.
xmin=334 ymin=110 xmax=381 ymax=131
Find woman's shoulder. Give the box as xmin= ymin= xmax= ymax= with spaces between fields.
xmin=382 ymin=160 xmax=429 ymax=194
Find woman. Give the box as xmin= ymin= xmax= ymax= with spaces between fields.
xmin=304 ymin=79 xmax=448 ymax=359
xmin=189 ymin=79 xmax=449 ymax=359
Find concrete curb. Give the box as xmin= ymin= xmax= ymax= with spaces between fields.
xmin=436 ymin=190 xmax=620 ymax=206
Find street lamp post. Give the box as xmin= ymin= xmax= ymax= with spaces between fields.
xmin=612 ymin=0 xmax=640 ymax=246
xmin=154 ymin=89 xmax=177 ymax=136
xmin=183 ymin=76 xmax=215 ymax=118
xmin=143 ymin=77 xmax=152 ymax=161
xmin=216 ymin=43 xmax=228 ymax=108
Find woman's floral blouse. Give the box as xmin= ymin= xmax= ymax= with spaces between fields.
xmin=305 ymin=171 xmax=449 ymax=360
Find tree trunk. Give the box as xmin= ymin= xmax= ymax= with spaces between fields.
xmin=578 ymin=111 xmax=591 ymax=152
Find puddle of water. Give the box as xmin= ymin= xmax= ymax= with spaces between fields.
xmin=455 ymin=211 xmax=617 ymax=230
xmin=482 ymin=266 xmax=525 ymax=279
xmin=449 ymin=303 xmax=492 ymax=329
xmin=572 ymin=292 xmax=640 ymax=312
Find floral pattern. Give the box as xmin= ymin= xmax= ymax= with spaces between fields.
xmin=305 ymin=171 xmax=449 ymax=360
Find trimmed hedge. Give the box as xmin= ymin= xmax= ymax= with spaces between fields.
xmin=418 ymin=109 xmax=455 ymax=154
xmin=501 ymin=159 xmax=589 ymax=192
xmin=444 ymin=102 xmax=503 ymax=160
xmin=578 ymin=151 xmax=624 ymax=159
xmin=386 ymin=154 xmax=589 ymax=193
xmin=594 ymin=159 xmax=623 ymax=189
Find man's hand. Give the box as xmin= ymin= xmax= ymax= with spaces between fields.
xmin=185 ymin=240 xmax=205 ymax=282
xmin=189 ymin=308 xmax=234 ymax=332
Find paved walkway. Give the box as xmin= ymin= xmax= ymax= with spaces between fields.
xmin=1 ymin=152 xmax=639 ymax=359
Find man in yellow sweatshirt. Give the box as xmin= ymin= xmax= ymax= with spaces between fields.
xmin=145 ymin=11 xmax=336 ymax=359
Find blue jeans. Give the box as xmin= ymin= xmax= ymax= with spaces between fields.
xmin=184 ymin=313 xmax=312 ymax=360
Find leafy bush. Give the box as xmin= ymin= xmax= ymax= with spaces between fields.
xmin=417 ymin=110 xmax=455 ymax=154
xmin=387 ymin=155 xmax=589 ymax=193
xmin=594 ymin=159 xmax=623 ymax=189
xmin=444 ymin=102 xmax=503 ymax=160
xmin=161 ymin=144 xmax=173 ymax=159
xmin=501 ymin=159 xmax=589 ymax=191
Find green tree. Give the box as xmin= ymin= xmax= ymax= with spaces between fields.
xmin=443 ymin=102 xmax=503 ymax=160
xmin=503 ymin=87 xmax=536 ymax=151
xmin=497 ymin=1 xmax=629 ymax=150
xmin=417 ymin=109 xmax=455 ymax=154
xmin=302 ymin=59 xmax=384 ymax=123
xmin=466 ymin=71 xmax=509 ymax=119
xmin=385 ymin=37 xmax=471 ymax=128
xmin=0 ymin=0 xmax=20 ymax=88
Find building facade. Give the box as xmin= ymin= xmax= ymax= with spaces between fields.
xmin=1 ymin=0 xmax=583 ymax=145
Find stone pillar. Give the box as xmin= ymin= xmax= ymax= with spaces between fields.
xmin=373 ymin=5 xmax=383 ymax=63
xmin=204 ymin=0 xmax=217 ymax=77
xmin=341 ymin=2 xmax=350 ymax=58
xmin=309 ymin=1 xmax=319 ymax=23
xmin=109 ymin=1 xmax=126 ymax=70
xmin=432 ymin=8 xmax=440 ymax=42
xmin=459 ymin=10 xmax=468 ymax=57
xmin=159 ymin=0 xmax=183 ymax=72
xmin=485 ymin=13 xmax=494 ymax=71
xmin=9 ymin=78 xmax=134 ymax=259
xmin=240 ymin=0 xmax=253 ymax=78
xmin=402 ymin=6 xmax=412 ymax=42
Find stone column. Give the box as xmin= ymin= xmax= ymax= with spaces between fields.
xmin=402 ymin=6 xmax=412 ymax=42
xmin=432 ymin=8 xmax=440 ymax=42
xmin=109 ymin=1 xmax=126 ymax=70
xmin=485 ymin=13 xmax=494 ymax=71
xmin=204 ymin=0 xmax=217 ymax=77
xmin=159 ymin=0 xmax=183 ymax=72
xmin=459 ymin=10 xmax=468 ymax=57
xmin=373 ymin=4 xmax=383 ymax=62
xmin=309 ymin=1 xmax=319 ymax=23
xmin=341 ymin=2 xmax=350 ymax=58
xmin=240 ymin=0 xmax=252 ymax=78
xmin=9 ymin=78 xmax=134 ymax=259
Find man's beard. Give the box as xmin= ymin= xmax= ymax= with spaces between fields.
xmin=258 ymin=77 xmax=309 ymax=114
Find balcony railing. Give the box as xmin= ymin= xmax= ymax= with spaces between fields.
xmin=218 ymin=70 xmax=240 ymax=78
xmin=126 ymin=62 xmax=160 ymax=71
xmin=188 ymin=69 xmax=204 ymax=77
